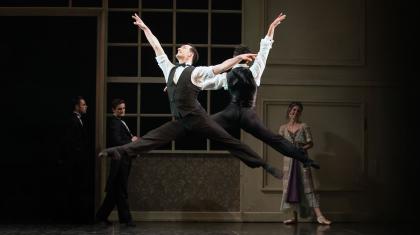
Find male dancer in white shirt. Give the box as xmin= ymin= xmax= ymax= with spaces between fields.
xmin=99 ymin=14 xmax=283 ymax=178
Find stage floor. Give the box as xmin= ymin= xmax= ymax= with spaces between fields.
xmin=0 ymin=222 xmax=415 ymax=235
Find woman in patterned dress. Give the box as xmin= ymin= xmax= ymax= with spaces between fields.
xmin=278 ymin=102 xmax=331 ymax=225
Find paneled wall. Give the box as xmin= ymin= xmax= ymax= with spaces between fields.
xmin=238 ymin=0 xmax=409 ymax=221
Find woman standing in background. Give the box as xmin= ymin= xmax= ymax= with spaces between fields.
xmin=278 ymin=102 xmax=331 ymax=225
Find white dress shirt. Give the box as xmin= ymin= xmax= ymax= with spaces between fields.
xmin=120 ymin=119 xmax=133 ymax=138
xmin=208 ymin=36 xmax=273 ymax=90
xmin=74 ymin=112 xmax=83 ymax=126
xmin=155 ymin=55 xmax=217 ymax=90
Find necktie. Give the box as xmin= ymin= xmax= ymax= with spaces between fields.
xmin=175 ymin=62 xmax=187 ymax=67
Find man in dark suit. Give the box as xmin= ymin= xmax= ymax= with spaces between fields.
xmin=63 ymin=96 xmax=92 ymax=223
xmin=96 ymin=98 xmax=138 ymax=227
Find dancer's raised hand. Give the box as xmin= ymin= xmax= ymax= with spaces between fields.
xmin=267 ymin=12 xmax=286 ymax=39
xmin=132 ymin=13 xmax=147 ymax=30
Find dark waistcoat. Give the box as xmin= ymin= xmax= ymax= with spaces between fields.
xmin=167 ymin=66 xmax=205 ymax=119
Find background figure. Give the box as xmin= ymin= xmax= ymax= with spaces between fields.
xmin=63 ymin=96 xmax=93 ymax=223
xmin=210 ymin=13 xmax=318 ymax=169
xmin=278 ymin=102 xmax=331 ymax=225
xmin=96 ymin=99 xmax=137 ymax=227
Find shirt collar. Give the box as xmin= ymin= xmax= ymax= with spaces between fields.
xmin=233 ymin=63 xmax=249 ymax=69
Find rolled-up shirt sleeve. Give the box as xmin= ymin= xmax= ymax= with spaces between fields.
xmin=250 ymin=36 xmax=273 ymax=86
xmin=200 ymin=73 xmax=228 ymax=90
xmin=191 ymin=66 xmax=223 ymax=90
xmin=155 ymin=54 xmax=175 ymax=83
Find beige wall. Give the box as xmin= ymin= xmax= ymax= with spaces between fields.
xmin=239 ymin=0 xmax=406 ymax=221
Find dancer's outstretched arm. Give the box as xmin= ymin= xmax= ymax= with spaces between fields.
xmin=212 ymin=53 xmax=256 ymax=75
xmin=191 ymin=53 xmax=256 ymax=90
xmin=133 ymin=13 xmax=175 ymax=82
xmin=132 ymin=13 xmax=165 ymax=56
xmin=203 ymin=12 xmax=286 ymax=90
xmin=251 ymin=12 xmax=286 ymax=86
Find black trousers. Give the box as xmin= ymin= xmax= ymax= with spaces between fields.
xmin=118 ymin=112 xmax=268 ymax=169
xmin=211 ymin=103 xmax=308 ymax=162
xmin=66 ymin=153 xmax=94 ymax=224
xmin=96 ymin=155 xmax=132 ymax=223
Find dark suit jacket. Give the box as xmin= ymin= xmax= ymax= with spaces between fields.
xmin=62 ymin=112 xmax=91 ymax=202
xmin=106 ymin=116 xmax=133 ymax=195
xmin=64 ymin=113 xmax=88 ymax=165
xmin=108 ymin=116 xmax=133 ymax=148
xmin=62 ymin=113 xmax=94 ymax=222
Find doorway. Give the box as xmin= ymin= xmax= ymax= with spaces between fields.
xmin=0 ymin=16 xmax=97 ymax=223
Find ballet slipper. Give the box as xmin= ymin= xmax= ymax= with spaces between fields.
xmin=316 ymin=216 xmax=332 ymax=225
xmin=283 ymin=218 xmax=297 ymax=225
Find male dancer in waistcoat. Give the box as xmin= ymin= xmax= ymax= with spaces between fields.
xmin=210 ymin=13 xmax=319 ymax=169
xmin=99 ymin=13 xmax=283 ymax=178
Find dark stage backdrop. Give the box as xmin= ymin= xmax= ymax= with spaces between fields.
xmin=0 ymin=16 xmax=97 ymax=223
